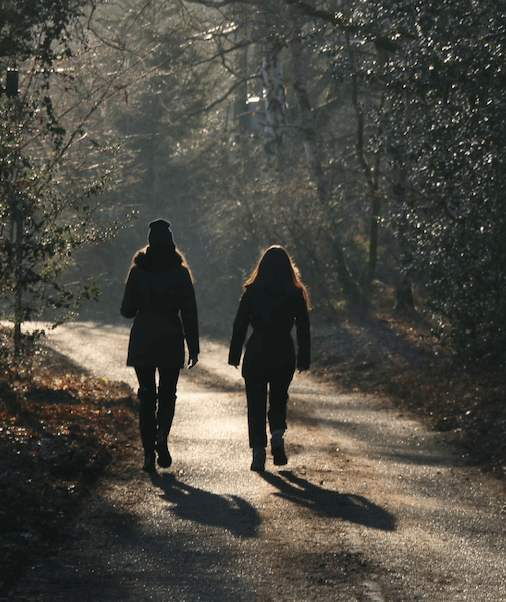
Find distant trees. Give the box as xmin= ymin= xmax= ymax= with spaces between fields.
xmin=167 ymin=0 xmax=506 ymax=364
xmin=77 ymin=0 xmax=420 ymax=313
xmin=214 ymin=1 xmax=389 ymax=306
xmin=22 ymin=0 xmax=504 ymax=365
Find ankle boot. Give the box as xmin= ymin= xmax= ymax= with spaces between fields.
xmin=271 ymin=429 xmax=287 ymax=466
xmin=156 ymin=427 xmax=172 ymax=468
xmin=251 ymin=447 xmax=266 ymax=472
xmin=142 ymin=452 xmax=156 ymax=472
xmin=156 ymin=406 xmax=174 ymax=468
xmin=138 ymin=388 xmax=157 ymax=471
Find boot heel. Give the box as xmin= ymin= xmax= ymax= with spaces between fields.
xmin=271 ymin=432 xmax=288 ymax=466
xmin=251 ymin=448 xmax=266 ymax=472
xmin=156 ymin=430 xmax=172 ymax=468
xmin=142 ymin=452 xmax=156 ymax=472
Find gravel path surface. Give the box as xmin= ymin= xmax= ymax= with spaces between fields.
xmin=17 ymin=322 xmax=506 ymax=601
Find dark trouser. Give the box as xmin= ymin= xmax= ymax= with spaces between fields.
xmin=244 ymin=364 xmax=295 ymax=449
xmin=135 ymin=366 xmax=180 ymax=453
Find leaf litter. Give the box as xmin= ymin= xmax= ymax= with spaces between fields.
xmin=0 ymin=346 xmax=137 ymax=597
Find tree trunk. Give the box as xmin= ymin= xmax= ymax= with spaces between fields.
xmin=347 ymin=32 xmax=383 ymax=305
xmin=261 ymin=38 xmax=286 ymax=157
xmin=393 ymin=165 xmax=415 ymax=312
xmin=233 ymin=26 xmax=249 ymax=133
xmin=290 ymin=33 xmax=327 ymax=202
xmin=291 ymin=30 xmax=362 ymax=306
xmin=14 ymin=217 xmax=23 ymax=357
xmin=366 ymin=191 xmax=380 ymax=302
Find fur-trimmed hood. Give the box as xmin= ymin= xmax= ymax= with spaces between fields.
xmin=132 ymin=247 xmax=183 ymax=272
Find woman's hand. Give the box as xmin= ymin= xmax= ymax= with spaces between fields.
xmin=188 ymin=355 xmax=199 ymax=370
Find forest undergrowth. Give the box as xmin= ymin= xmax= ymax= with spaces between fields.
xmin=0 ymin=340 xmax=137 ymax=598
xmin=311 ymin=309 xmax=506 ymax=480
xmin=1 ymin=309 xmax=506 ymax=597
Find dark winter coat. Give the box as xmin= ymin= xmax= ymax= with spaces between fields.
xmin=228 ymin=284 xmax=310 ymax=379
xmin=120 ymin=248 xmax=199 ymax=368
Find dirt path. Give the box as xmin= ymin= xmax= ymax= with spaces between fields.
xmin=17 ymin=322 xmax=506 ymax=601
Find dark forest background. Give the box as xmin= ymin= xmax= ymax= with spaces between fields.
xmin=2 ymin=0 xmax=506 ymax=365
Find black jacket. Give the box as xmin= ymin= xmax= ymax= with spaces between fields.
xmin=228 ymin=284 xmax=310 ymax=379
xmin=120 ymin=249 xmax=199 ymax=368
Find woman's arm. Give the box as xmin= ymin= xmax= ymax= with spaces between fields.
xmin=295 ymin=290 xmax=311 ymax=371
xmin=179 ymin=268 xmax=200 ymax=359
xmin=228 ymin=290 xmax=251 ymax=366
xmin=120 ymin=268 xmax=139 ymax=319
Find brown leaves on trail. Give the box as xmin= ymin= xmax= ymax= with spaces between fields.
xmin=26 ymin=370 xmax=131 ymax=402
xmin=0 ymin=364 xmax=137 ymax=593
xmin=2 ymin=372 xmax=135 ymax=454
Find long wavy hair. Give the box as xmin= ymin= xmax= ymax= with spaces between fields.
xmin=244 ymin=245 xmax=310 ymax=309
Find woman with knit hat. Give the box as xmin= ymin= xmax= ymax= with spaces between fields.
xmin=121 ymin=219 xmax=199 ymax=472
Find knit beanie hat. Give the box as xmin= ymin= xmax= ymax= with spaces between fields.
xmin=148 ymin=219 xmax=175 ymax=249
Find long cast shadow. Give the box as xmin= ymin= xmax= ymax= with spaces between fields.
xmin=260 ymin=470 xmax=395 ymax=531
xmin=150 ymin=472 xmax=261 ymax=538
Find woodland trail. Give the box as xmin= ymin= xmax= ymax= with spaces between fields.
xmin=15 ymin=321 xmax=506 ymax=601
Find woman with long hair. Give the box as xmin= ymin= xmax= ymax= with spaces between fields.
xmin=121 ymin=219 xmax=199 ymax=472
xmin=229 ymin=245 xmax=310 ymax=471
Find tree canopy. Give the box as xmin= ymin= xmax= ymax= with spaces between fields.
xmin=0 ymin=0 xmax=120 ymax=357
xmin=376 ymin=0 xmax=506 ymax=363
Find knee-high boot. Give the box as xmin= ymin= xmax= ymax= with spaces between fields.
xmin=138 ymin=387 xmax=157 ymax=472
xmin=156 ymin=403 xmax=175 ymax=468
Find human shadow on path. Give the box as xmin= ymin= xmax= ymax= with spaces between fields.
xmin=150 ymin=472 xmax=261 ymax=538
xmin=260 ymin=470 xmax=395 ymax=531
